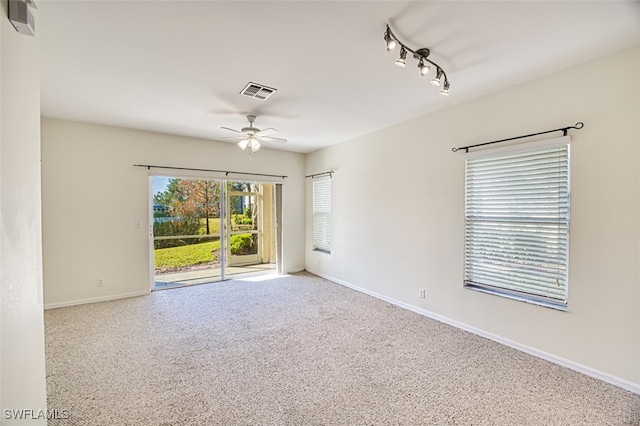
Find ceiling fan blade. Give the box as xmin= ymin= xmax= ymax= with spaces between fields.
xmin=256 ymin=128 xmax=277 ymax=137
xmin=221 ymin=126 xmax=242 ymax=134
xmin=259 ymin=135 xmax=287 ymax=144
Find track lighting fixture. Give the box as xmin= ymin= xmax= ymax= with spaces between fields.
xmin=384 ymin=24 xmax=451 ymax=95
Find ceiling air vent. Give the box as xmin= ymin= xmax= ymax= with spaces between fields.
xmin=240 ymin=82 xmax=277 ymax=100
xmin=9 ymin=0 xmax=36 ymax=36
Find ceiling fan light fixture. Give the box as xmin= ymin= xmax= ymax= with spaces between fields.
xmin=237 ymin=139 xmax=249 ymax=150
xmin=221 ymin=115 xmax=288 ymax=155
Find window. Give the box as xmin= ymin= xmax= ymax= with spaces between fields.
xmin=312 ymin=176 xmax=331 ymax=253
xmin=464 ymin=139 xmax=570 ymax=309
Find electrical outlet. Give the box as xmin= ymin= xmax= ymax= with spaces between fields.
xmin=97 ymin=278 xmax=104 ymax=287
xmin=419 ymin=288 xmax=426 ymax=299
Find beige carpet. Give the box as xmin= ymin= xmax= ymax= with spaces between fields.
xmin=45 ymin=272 xmax=640 ymax=425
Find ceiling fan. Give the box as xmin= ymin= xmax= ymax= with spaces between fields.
xmin=220 ymin=115 xmax=287 ymax=153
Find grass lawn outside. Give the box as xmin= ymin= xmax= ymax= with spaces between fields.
xmin=154 ymin=215 xmax=253 ymax=272
xmin=199 ymin=217 xmax=221 ymax=235
xmin=155 ymin=240 xmax=220 ymax=271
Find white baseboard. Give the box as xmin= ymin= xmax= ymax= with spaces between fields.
xmin=44 ymin=269 xmax=308 ymax=309
xmin=307 ymin=268 xmax=640 ymax=396
xmin=44 ymin=290 xmax=150 ymax=310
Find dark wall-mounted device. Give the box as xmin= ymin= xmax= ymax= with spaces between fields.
xmin=9 ymin=0 xmax=37 ymax=36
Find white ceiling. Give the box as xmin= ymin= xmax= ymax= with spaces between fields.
xmin=39 ymin=1 xmax=640 ymax=153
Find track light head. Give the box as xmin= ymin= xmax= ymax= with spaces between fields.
xmin=431 ymin=68 xmax=443 ymax=86
xmin=387 ymin=39 xmax=397 ymax=51
xmin=418 ymin=58 xmax=430 ymax=76
xmin=395 ymin=47 xmax=407 ymax=67
xmin=384 ymin=28 xmax=396 ymax=51
xmin=440 ymin=80 xmax=450 ymax=96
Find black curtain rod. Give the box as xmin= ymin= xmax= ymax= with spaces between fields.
xmin=133 ymin=164 xmax=287 ymax=180
xmin=452 ymin=122 xmax=584 ymax=153
xmin=305 ymin=170 xmax=334 ymax=179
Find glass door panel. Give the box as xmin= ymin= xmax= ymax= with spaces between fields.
xmin=227 ymin=190 xmax=260 ymax=266
xmin=152 ymin=177 xmax=222 ymax=289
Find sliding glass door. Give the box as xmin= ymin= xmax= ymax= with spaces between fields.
xmin=151 ymin=176 xmax=276 ymax=289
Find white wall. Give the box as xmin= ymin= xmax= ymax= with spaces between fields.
xmin=41 ymin=118 xmax=305 ymax=308
xmin=306 ymin=45 xmax=640 ymax=390
xmin=1 ymin=2 xmax=48 ymax=423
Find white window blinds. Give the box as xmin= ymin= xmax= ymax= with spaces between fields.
xmin=312 ymin=176 xmax=331 ymax=252
xmin=464 ymin=141 xmax=570 ymax=308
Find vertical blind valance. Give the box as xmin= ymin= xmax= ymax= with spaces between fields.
xmin=312 ymin=176 xmax=331 ymax=252
xmin=464 ymin=142 xmax=570 ymax=307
